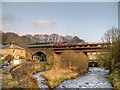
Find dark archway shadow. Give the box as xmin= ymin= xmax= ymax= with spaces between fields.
xmin=88 ymin=62 xmax=98 ymax=67
xmin=83 ymin=52 xmax=87 ymax=56
xmin=32 ymin=52 xmax=46 ymax=62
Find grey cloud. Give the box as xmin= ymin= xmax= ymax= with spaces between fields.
xmin=2 ymin=13 xmax=15 ymax=23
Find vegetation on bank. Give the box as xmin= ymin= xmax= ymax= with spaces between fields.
xmin=1 ymin=61 xmax=41 ymax=88
xmin=98 ymin=28 xmax=120 ymax=89
xmin=108 ymin=71 xmax=120 ymax=89
xmin=59 ymin=52 xmax=88 ymax=73
xmin=41 ymin=52 xmax=88 ymax=89
xmin=41 ymin=68 xmax=78 ymax=88
xmin=1 ymin=66 xmax=19 ymax=88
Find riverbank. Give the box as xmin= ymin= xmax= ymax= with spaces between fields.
xmin=41 ymin=68 xmax=79 ymax=88
xmin=1 ymin=62 xmax=41 ymax=88
xmin=108 ymin=71 xmax=120 ymax=90
xmin=1 ymin=66 xmax=19 ymax=88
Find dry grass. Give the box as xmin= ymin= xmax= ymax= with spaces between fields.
xmin=41 ymin=68 xmax=78 ymax=88
xmin=41 ymin=52 xmax=88 ymax=88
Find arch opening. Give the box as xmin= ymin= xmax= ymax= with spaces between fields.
xmin=32 ymin=52 xmax=46 ymax=62
xmin=88 ymin=62 xmax=98 ymax=67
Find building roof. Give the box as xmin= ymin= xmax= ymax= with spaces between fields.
xmin=2 ymin=44 xmax=25 ymax=50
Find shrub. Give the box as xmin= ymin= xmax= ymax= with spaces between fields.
xmin=46 ymin=59 xmax=54 ymax=70
xmin=60 ymin=52 xmax=88 ymax=73
xmin=19 ymin=56 xmax=25 ymax=59
xmin=4 ymin=54 xmax=14 ymax=63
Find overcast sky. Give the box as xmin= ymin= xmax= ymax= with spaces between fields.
xmin=1 ymin=1 xmax=119 ymax=42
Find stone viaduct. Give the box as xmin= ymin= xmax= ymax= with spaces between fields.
xmin=28 ymin=42 xmax=109 ymax=67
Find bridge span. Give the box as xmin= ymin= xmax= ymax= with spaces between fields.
xmin=28 ymin=42 xmax=110 ymax=67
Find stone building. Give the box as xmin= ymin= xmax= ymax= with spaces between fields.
xmin=0 ymin=44 xmax=26 ymax=59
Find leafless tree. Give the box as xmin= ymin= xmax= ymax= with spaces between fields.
xmin=99 ymin=27 xmax=120 ymax=72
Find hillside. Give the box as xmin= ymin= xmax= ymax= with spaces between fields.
xmin=2 ymin=31 xmax=85 ymax=49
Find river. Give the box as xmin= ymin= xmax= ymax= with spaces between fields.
xmin=33 ymin=67 xmax=112 ymax=89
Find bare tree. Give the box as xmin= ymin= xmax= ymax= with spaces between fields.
xmin=99 ymin=27 xmax=120 ymax=72
xmin=102 ymin=28 xmax=119 ymax=43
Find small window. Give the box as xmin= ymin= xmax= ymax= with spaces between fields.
xmin=13 ymin=50 xmax=15 ymax=53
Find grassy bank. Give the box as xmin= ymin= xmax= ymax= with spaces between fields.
xmin=41 ymin=68 xmax=79 ymax=88
xmin=108 ymin=71 xmax=120 ymax=90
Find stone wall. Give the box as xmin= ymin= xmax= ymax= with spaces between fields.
xmin=10 ymin=62 xmax=41 ymax=88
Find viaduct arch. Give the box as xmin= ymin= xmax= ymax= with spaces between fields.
xmin=32 ymin=51 xmax=47 ymax=62
xmin=88 ymin=61 xmax=98 ymax=67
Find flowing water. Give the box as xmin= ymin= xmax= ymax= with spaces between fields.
xmin=33 ymin=71 xmax=49 ymax=88
xmin=33 ymin=67 xmax=112 ymax=89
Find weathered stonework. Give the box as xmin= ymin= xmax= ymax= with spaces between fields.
xmin=10 ymin=62 xmax=41 ymax=88
xmin=28 ymin=48 xmax=54 ymax=61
